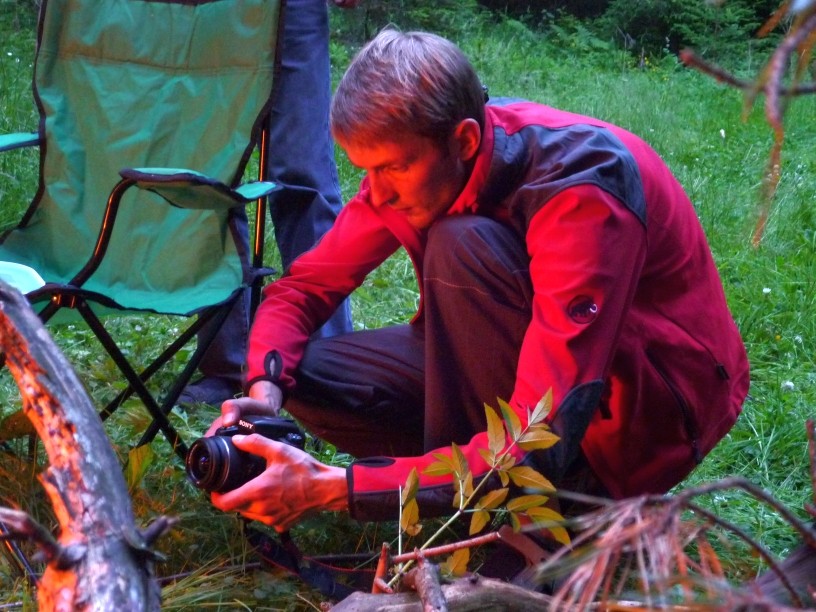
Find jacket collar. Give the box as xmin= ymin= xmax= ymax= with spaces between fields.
xmin=446 ymin=108 xmax=495 ymax=216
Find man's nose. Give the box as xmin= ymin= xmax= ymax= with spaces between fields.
xmin=368 ymin=175 xmax=396 ymax=207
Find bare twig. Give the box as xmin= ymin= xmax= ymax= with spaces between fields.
xmin=371 ymin=542 xmax=391 ymax=593
xmin=679 ymin=49 xmax=816 ymax=97
xmin=0 ymin=508 xmax=61 ymax=565
xmin=686 ymin=500 xmax=803 ymax=607
xmin=674 ymin=476 xmax=816 ymax=549
xmin=391 ymin=531 xmax=501 ymax=565
xmin=680 ymin=4 xmax=816 ymax=245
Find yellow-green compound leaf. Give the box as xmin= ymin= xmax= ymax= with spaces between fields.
xmin=126 ymin=443 xmax=156 ymax=492
xmin=485 ymin=403 xmax=506 ymax=458
xmin=506 ymin=494 xmax=550 ymax=512
xmin=509 ymin=512 xmax=522 ymax=532
xmin=469 ymin=509 xmax=491 ymax=535
xmin=524 ymin=505 xmax=565 ymax=524
xmin=507 ymin=466 xmax=556 ymax=492
xmin=453 ymin=477 xmax=462 ymax=508
xmin=517 ymin=426 xmax=560 ymax=451
xmin=525 ymin=506 xmax=570 ymax=545
xmin=404 ymin=523 xmax=423 ymax=537
xmin=424 ymin=451 xmax=456 ymax=477
xmin=498 ymin=397 xmax=522 ymax=441
xmin=402 ymin=468 xmax=419 ymax=505
xmin=529 ymin=389 xmax=553 ymax=425
xmin=497 ymin=453 xmax=517 ymax=487
xmin=498 ymin=453 xmax=517 ymax=471
xmin=462 ymin=470 xmax=474 ymax=499
xmin=424 ymin=461 xmax=454 ymax=477
xmin=476 ymin=487 xmax=509 ymax=511
xmin=441 ymin=547 xmax=470 ymax=577
xmin=401 ymin=498 xmax=421 ymax=536
xmin=451 ymin=443 xmax=469 ymax=478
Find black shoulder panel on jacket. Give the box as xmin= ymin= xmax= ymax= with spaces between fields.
xmin=481 ymin=121 xmax=647 ymax=232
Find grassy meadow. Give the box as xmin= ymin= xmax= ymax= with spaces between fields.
xmin=1 ymin=2 xmax=816 ymax=609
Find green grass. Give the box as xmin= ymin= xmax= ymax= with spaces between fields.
xmin=1 ymin=3 xmax=816 ymax=608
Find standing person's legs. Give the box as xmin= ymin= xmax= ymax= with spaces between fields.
xmin=266 ymin=0 xmax=353 ymax=338
xmin=183 ymin=211 xmax=250 ymax=404
xmin=182 ymin=1 xmax=352 ymax=405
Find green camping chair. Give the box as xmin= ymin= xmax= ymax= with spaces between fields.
xmin=0 ymin=0 xmax=285 ymax=460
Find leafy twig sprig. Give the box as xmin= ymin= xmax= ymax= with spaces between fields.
xmin=397 ymin=391 xmax=568 ymax=581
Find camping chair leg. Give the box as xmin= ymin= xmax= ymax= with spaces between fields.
xmin=33 ymin=297 xmax=192 ymax=457
xmin=136 ymin=301 xmax=234 ymax=449
xmin=34 ymin=298 xmax=61 ymax=325
xmin=73 ymin=301 xmax=188 ymax=458
xmin=98 ymin=310 xmax=213 ymax=421
xmin=0 ymin=520 xmax=39 ymax=587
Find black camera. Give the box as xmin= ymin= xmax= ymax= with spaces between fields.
xmin=185 ymin=416 xmax=305 ymax=493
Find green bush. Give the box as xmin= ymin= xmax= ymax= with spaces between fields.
xmin=330 ymin=0 xmax=485 ymax=45
xmin=594 ymin=0 xmax=779 ymax=66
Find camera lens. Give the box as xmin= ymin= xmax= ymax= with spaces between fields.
xmin=194 ymin=452 xmax=210 ymax=474
xmin=185 ymin=436 xmax=263 ymax=493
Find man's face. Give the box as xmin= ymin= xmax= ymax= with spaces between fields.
xmin=338 ymin=124 xmax=479 ymax=230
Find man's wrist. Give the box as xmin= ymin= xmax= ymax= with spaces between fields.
xmin=318 ymin=465 xmax=349 ymax=512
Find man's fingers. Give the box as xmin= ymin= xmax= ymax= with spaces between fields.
xmin=219 ymin=397 xmax=278 ymax=428
xmin=210 ymin=447 xmax=268 ymax=510
xmin=231 ymin=433 xmax=280 ymax=456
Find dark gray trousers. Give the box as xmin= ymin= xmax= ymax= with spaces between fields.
xmin=287 ymin=216 xmax=533 ymax=458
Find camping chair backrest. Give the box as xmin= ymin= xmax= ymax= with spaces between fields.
xmin=0 ymin=0 xmax=282 ymax=315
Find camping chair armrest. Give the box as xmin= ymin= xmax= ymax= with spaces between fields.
xmin=0 ymin=132 xmax=40 ymax=153
xmin=119 ymin=167 xmax=279 ymax=212
xmin=68 ymin=169 xmax=279 ymax=289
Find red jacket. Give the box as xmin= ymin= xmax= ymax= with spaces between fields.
xmin=247 ymin=100 xmax=749 ymax=518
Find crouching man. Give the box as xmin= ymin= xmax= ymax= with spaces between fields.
xmin=204 ymin=29 xmax=750 ymax=532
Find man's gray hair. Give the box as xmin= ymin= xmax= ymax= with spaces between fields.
xmin=330 ymin=29 xmax=486 ymax=146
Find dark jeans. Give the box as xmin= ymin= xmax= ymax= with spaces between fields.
xmin=199 ymin=0 xmax=352 ymax=384
xmin=287 ymin=216 xmax=533 ymax=457
xmin=288 ymin=216 xmax=608 ymax=498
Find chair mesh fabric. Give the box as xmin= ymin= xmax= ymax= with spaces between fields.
xmin=0 ymin=0 xmax=281 ymax=317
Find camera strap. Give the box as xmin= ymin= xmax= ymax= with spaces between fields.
xmin=244 ymin=524 xmax=376 ymax=600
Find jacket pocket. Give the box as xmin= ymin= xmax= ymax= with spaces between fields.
xmin=645 ymin=348 xmax=702 ymax=464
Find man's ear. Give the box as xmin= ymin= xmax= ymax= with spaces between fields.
xmin=452 ymin=118 xmax=481 ymax=161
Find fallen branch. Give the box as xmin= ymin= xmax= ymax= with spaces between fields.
xmin=402 ymin=553 xmax=447 ymax=611
xmin=0 ymin=281 xmax=171 ymax=610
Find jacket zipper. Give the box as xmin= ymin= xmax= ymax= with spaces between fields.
xmin=645 ymin=348 xmax=703 ymax=464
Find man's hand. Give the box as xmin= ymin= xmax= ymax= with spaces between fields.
xmin=210 ymin=434 xmax=348 ymax=531
xmin=206 ymin=380 xmax=283 ymax=436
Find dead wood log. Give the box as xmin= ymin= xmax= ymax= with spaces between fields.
xmin=0 ymin=282 xmax=171 ymax=610
xmin=329 ymin=574 xmax=553 ymax=611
